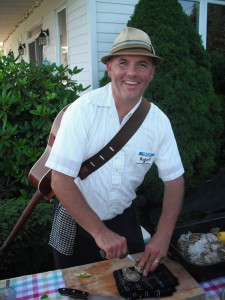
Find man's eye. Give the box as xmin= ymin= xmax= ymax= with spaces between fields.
xmin=138 ymin=63 xmax=147 ymax=68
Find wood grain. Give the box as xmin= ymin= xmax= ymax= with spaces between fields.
xmin=62 ymin=253 xmax=206 ymax=300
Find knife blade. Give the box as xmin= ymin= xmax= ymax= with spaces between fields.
xmin=58 ymin=288 xmax=123 ymax=299
xmin=99 ymin=250 xmax=142 ymax=273
xmin=126 ymin=254 xmax=138 ymax=265
xmin=99 ymin=249 xmax=137 ymax=264
xmin=126 ymin=254 xmax=143 ymax=274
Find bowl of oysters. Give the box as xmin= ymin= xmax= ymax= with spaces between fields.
xmin=169 ymin=216 xmax=225 ymax=281
xmin=176 ymin=227 xmax=225 ymax=265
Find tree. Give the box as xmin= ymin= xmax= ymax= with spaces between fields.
xmin=209 ymin=52 xmax=225 ymax=171
xmin=100 ymin=0 xmax=223 ymax=206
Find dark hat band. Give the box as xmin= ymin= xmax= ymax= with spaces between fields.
xmin=101 ymin=48 xmax=162 ymax=65
xmin=111 ymin=40 xmax=155 ymax=55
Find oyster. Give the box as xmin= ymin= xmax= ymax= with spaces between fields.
xmin=189 ymin=233 xmax=201 ymax=243
xmin=122 ymin=267 xmax=140 ymax=282
xmin=200 ymin=252 xmax=218 ymax=264
xmin=217 ymin=247 xmax=225 ymax=260
xmin=209 ymin=241 xmax=223 ymax=251
xmin=177 ymin=240 xmax=190 ymax=252
xmin=210 ymin=227 xmax=221 ymax=235
xmin=134 ymin=263 xmax=143 ymax=274
xmin=176 ymin=228 xmax=225 ymax=265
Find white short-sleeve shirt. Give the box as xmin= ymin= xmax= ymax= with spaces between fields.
xmin=46 ymin=83 xmax=184 ymax=220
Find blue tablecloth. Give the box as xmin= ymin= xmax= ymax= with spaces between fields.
xmin=200 ymin=276 xmax=225 ymax=299
xmin=0 ymin=269 xmax=224 ymax=299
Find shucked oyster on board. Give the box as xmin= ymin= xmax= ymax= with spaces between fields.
xmin=122 ymin=267 xmax=140 ymax=282
xmin=176 ymin=228 xmax=225 ymax=265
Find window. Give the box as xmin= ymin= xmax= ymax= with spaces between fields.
xmin=29 ymin=39 xmax=43 ymax=63
xmin=179 ymin=0 xmax=200 ymax=30
xmin=27 ymin=25 xmax=44 ymax=63
xmin=207 ymin=3 xmax=225 ymax=54
xmin=27 ymin=25 xmax=42 ymax=39
xmin=57 ymin=8 xmax=68 ymax=67
xmin=179 ymin=0 xmax=225 ymax=54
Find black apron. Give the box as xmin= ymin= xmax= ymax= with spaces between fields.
xmin=52 ymin=202 xmax=145 ymax=269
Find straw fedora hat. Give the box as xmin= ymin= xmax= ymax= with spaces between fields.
xmin=101 ymin=27 xmax=162 ymax=65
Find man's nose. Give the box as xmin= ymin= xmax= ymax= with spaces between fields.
xmin=127 ymin=64 xmax=137 ymax=76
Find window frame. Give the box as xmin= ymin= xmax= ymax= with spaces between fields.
xmin=179 ymin=0 xmax=225 ymax=49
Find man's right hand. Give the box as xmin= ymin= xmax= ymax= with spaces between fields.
xmin=94 ymin=227 xmax=128 ymax=259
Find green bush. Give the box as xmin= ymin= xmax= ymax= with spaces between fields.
xmin=209 ymin=52 xmax=225 ymax=170
xmin=0 ymin=54 xmax=88 ymax=278
xmin=100 ymin=0 xmax=223 ymax=207
xmin=0 ymin=193 xmax=54 ymax=279
xmin=0 ymin=55 xmax=87 ymax=198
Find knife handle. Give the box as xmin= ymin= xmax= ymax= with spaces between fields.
xmin=58 ymin=288 xmax=89 ymax=298
xmin=99 ymin=249 xmax=106 ymax=258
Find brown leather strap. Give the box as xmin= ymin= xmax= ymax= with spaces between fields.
xmin=78 ymin=98 xmax=150 ymax=180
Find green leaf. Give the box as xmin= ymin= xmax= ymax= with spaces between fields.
xmin=40 ymin=295 xmax=49 ymax=299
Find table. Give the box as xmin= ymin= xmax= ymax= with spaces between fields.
xmin=200 ymin=277 xmax=225 ymax=300
xmin=0 ymin=254 xmax=223 ymax=300
xmin=0 ymin=269 xmax=67 ymax=300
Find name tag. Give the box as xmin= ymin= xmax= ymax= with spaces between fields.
xmin=136 ymin=152 xmax=155 ymax=164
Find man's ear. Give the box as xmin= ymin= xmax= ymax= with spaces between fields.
xmin=106 ymin=61 xmax=112 ymax=78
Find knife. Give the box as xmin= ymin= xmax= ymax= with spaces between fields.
xmin=126 ymin=254 xmax=143 ymax=274
xmin=99 ymin=250 xmax=136 ymax=263
xmin=58 ymin=288 xmax=123 ymax=299
xmin=99 ymin=250 xmax=143 ymax=273
xmin=126 ymin=254 xmax=138 ymax=265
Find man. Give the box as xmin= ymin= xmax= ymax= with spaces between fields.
xmin=46 ymin=27 xmax=184 ymax=276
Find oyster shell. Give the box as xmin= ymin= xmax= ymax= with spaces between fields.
xmin=189 ymin=233 xmax=201 ymax=243
xmin=134 ymin=264 xmax=143 ymax=274
xmin=209 ymin=241 xmax=223 ymax=251
xmin=122 ymin=267 xmax=140 ymax=282
xmin=217 ymin=247 xmax=225 ymax=260
xmin=176 ymin=229 xmax=225 ymax=265
xmin=210 ymin=227 xmax=221 ymax=235
xmin=177 ymin=240 xmax=190 ymax=251
xmin=200 ymin=252 xmax=218 ymax=264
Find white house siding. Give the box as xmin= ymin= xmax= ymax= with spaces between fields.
xmin=67 ymin=0 xmax=91 ymax=91
xmin=67 ymin=0 xmax=139 ymax=91
xmin=3 ymin=0 xmax=138 ymax=91
xmin=4 ymin=0 xmax=64 ymax=65
xmin=95 ymin=0 xmax=139 ymax=85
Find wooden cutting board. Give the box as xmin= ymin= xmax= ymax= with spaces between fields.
xmin=62 ymin=253 xmax=206 ymax=300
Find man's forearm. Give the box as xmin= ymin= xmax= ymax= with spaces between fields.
xmin=156 ymin=176 xmax=184 ymax=240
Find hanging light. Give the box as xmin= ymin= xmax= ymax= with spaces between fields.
xmin=38 ymin=29 xmax=49 ymax=46
xmin=8 ymin=50 xmax=14 ymax=57
xmin=18 ymin=43 xmax=26 ymax=55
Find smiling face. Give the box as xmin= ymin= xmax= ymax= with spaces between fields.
xmin=106 ymin=55 xmax=156 ymax=106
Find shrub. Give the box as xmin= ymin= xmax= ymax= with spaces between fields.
xmin=0 ymin=55 xmax=88 ymax=278
xmin=0 ymin=193 xmax=54 ymax=279
xmin=0 ymin=55 xmax=87 ymax=198
xmin=209 ymin=52 xmax=225 ymax=170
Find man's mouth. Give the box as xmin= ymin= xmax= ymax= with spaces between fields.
xmin=124 ymin=81 xmax=139 ymax=85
